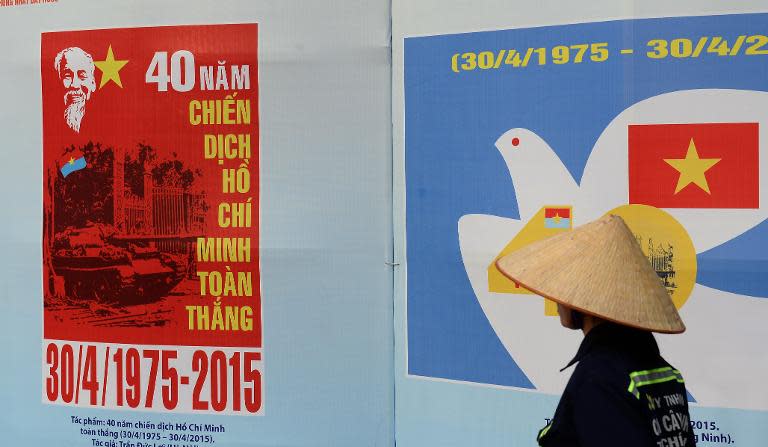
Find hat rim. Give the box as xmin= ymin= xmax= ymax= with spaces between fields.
xmin=493 ymin=258 xmax=686 ymax=334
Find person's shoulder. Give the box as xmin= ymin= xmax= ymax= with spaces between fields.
xmin=563 ymin=360 xmax=641 ymax=415
xmin=575 ymin=347 xmax=632 ymax=377
xmin=568 ymin=349 xmax=682 ymax=403
xmin=565 ymin=349 xmax=634 ymax=395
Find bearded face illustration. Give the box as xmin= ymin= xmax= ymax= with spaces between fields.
xmin=55 ymin=47 xmax=96 ymax=133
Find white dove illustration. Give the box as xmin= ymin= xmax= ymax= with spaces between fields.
xmin=459 ymin=89 xmax=768 ymax=410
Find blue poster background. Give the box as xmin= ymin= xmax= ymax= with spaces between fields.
xmin=405 ymin=13 xmax=768 ymax=388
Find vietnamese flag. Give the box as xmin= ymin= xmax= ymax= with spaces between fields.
xmin=628 ymin=123 xmax=759 ymax=209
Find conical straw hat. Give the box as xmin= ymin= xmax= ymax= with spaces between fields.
xmin=495 ymin=214 xmax=685 ymax=333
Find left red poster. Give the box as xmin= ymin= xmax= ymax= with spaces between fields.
xmin=42 ymin=24 xmax=262 ymax=414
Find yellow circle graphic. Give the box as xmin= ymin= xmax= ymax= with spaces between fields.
xmin=603 ymin=204 xmax=697 ymax=310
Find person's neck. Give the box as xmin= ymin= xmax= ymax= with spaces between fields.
xmin=582 ymin=315 xmax=605 ymax=335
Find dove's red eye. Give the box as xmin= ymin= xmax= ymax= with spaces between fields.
xmin=511 ymin=137 xmax=520 ymax=146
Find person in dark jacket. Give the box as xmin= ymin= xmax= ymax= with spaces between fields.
xmin=495 ymin=214 xmax=696 ymax=447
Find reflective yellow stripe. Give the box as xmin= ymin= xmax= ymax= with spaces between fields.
xmin=629 ymin=366 xmax=674 ymax=379
xmin=627 ymin=367 xmax=685 ymax=399
xmin=538 ymin=423 xmax=552 ymax=442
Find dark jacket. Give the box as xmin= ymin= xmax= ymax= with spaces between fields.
xmin=537 ymin=323 xmax=696 ymax=447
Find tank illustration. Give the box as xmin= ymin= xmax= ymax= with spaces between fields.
xmin=52 ymin=223 xmax=186 ymax=303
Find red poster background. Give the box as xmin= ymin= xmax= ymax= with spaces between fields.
xmin=42 ymin=24 xmax=260 ymax=347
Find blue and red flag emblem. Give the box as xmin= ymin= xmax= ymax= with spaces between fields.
xmin=60 ymin=151 xmax=87 ymax=178
xmin=544 ymin=207 xmax=571 ymax=229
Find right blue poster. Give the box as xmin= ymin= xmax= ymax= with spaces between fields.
xmin=404 ymin=12 xmax=768 ymax=445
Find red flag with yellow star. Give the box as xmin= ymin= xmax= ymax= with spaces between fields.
xmin=628 ymin=123 xmax=759 ymax=208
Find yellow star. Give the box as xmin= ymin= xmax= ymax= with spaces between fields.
xmin=94 ymin=45 xmax=128 ymax=89
xmin=664 ymin=139 xmax=721 ymax=194
xmin=552 ymin=214 xmax=562 ymax=224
